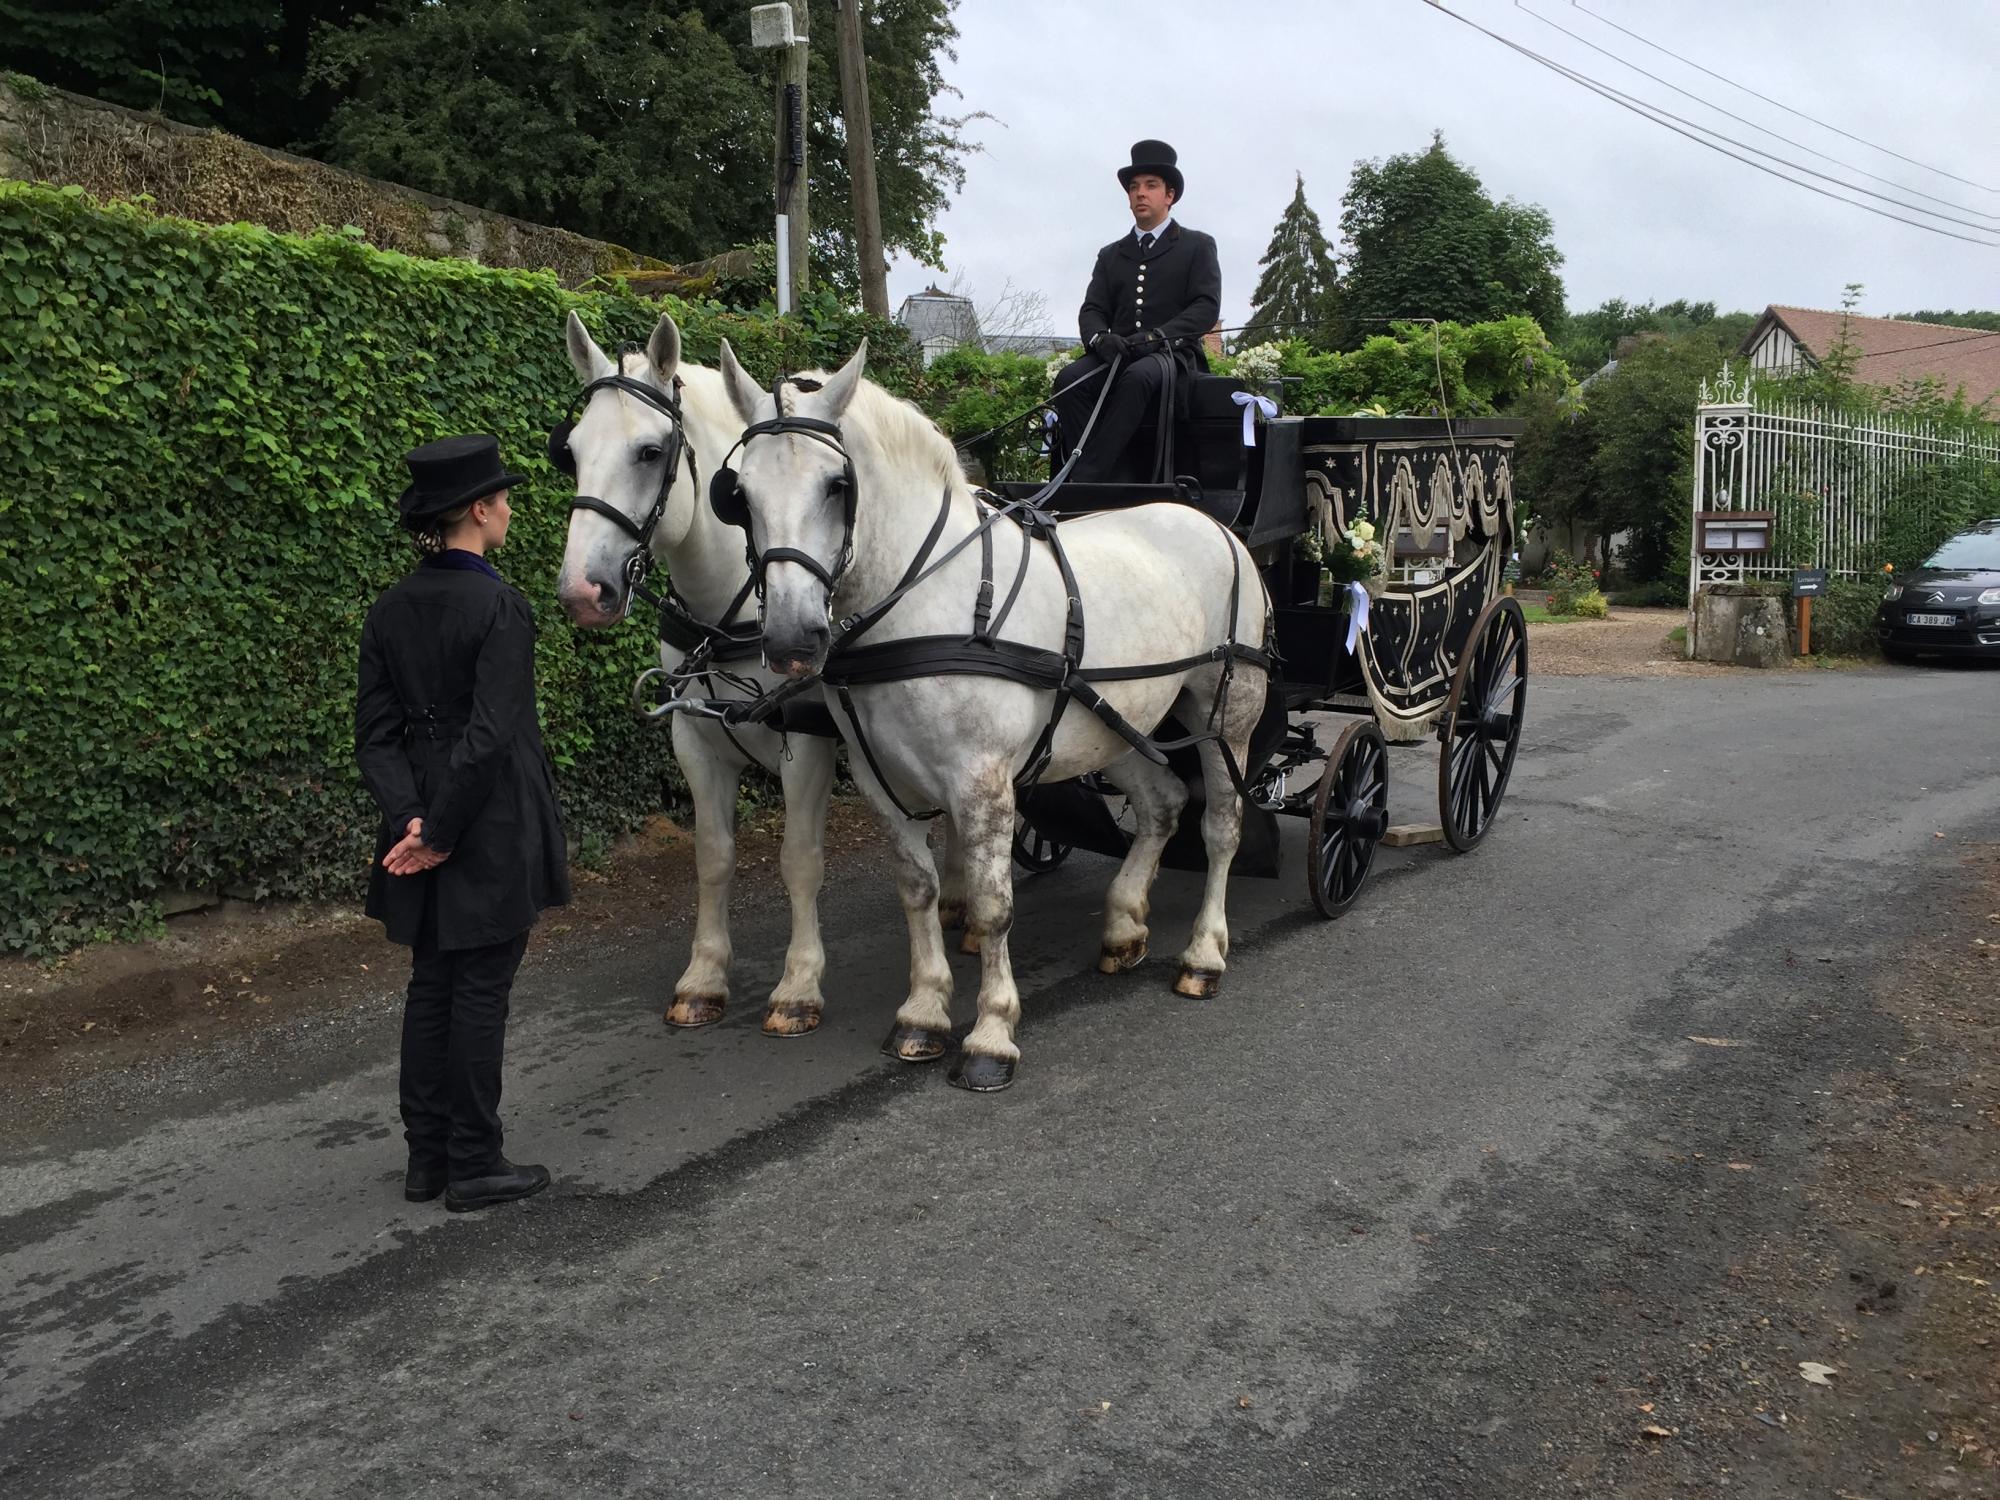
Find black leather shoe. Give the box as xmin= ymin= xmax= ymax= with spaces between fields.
xmin=404 ymin=1163 xmax=448 ymax=1203
xmin=445 ymin=1160 xmax=551 ymax=1213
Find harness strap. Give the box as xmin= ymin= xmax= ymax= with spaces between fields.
xmin=974 ymin=508 xmax=995 ymax=641
xmin=988 ymin=498 xmax=1035 ymax=643
xmin=657 ymin=574 xmax=761 ymax=660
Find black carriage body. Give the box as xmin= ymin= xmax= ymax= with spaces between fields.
xmin=1005 ymin=405 xmax=1524 ymax=887
xmin=1268 ymin=416 xmax=1521 ymax=730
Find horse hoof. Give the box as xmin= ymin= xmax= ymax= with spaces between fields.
xmin=1173 ymin=966 xmax=1222 ymax=999
xmin=960 ymin=930 xmax=982 ymax=956
xmin=881 ymin=1022 xmax=955 ymax=1063
xmin=947 ymin=1051 xmax=1017 ymax=1092
xmin=665 ymin=994 xmax=725 ymax=1028
xmin=762 ymin=1003 xmax=822 ymax=1038
xmin=1097 ymin=938 xmax=1147 ymax=973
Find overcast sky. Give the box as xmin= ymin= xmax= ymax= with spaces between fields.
xmin=882 ymin=0 xmax=2000 ymax=339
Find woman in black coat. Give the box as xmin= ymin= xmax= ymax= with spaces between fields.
xmin=355 ymin=435 xmax=571 ymax=1212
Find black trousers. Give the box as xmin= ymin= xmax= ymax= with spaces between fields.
xmin=400 ymin=929 xmax=529 ymax=1179
xmin=1051 ymin=351 xmax=1169 ymax=483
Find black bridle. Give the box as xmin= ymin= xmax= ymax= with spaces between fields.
xmin=707 ymin=376 xmax=859 ymax=604
xmin=551 ymin=369 xmax=698 ymax=606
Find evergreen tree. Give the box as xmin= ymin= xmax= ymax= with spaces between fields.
xmin=1334 ymin=131 xmax=1565 ymax=349
xmin=1241 ymin=172 xmax=1340 ymax=349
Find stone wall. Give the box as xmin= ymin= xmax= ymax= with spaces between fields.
xmin=0 ymin=74 xmax=690 ymax=289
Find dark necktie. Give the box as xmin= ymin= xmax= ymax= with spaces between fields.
xmin=1138 ymin=232 xmax=1155 ymax=257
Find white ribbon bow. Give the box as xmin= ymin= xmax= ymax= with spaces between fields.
xmin=1230 ymin=390 xmax=1278 ymax=446
xmin=1344 ymin=580 xmax=1372 ymax=655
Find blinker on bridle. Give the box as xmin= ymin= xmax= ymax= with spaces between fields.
xmin=549 ymin=357 xmax=697 ymax=603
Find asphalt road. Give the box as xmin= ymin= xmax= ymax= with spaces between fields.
xmin=3 ymin=663 xmax=1997 ymax=1497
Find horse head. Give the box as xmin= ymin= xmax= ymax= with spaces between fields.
xmin=717 ymin=338 xmax=870 ymax=677
xmin=554 ymin=310 xmax=697 ymax=627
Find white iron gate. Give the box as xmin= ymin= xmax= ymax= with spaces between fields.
xmin=1690 ymin=363 xmax=2000 ymax=596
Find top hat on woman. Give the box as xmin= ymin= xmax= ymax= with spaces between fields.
xmin=1116 ymin=139 xmax=1184 ymax=202
xmin=398 ymin=435 xmax=527 ymax=525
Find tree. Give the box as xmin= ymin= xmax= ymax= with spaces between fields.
xmin=1332 ymin=132 xmax=1564 ymax=349
xmin=1 ymin=1 xmax=974 ymax=280
xmin=308 ymin=0 xmax=972 ymax=276
xmin=1513 ymin=387 xmax=1602 ymax=556
xmin=1588 ymin=333 xmax=1725 ymax=581
xmin=0 ymin=0 xmax=397 ymax=148
xmin=1893 ymin=309 xmax=2000 ymax=332
xmin=1556 ymin=297 xmax=1756 ymax=374
xmin=1240 ymin=172 xmax=1340 ymax=349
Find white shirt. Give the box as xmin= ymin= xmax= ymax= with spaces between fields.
xmin=1132 ymin=218 xmax=1174 ymax=248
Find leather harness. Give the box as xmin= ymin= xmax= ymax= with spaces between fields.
xmin=715 ymin=367 xmax=1273 ymax=820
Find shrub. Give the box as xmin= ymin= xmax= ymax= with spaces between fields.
xmin=1810 ymin=578 xmax=1885 ymax=657
xmin=1542 ymin=551 xmax=1602 ymax=616
xmin=0 ymin=182 xmax=916 ymax=954
xmin=1572 ymin=589 xmax=1610 ymax=619
xmin=1608 ymin=579 xmax=1687 ymax=608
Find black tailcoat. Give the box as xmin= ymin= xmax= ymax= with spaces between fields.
xmin=1078 ymin=220 xmax=1222 ymax=370
xmin=355 ymin=557 xmax=571 ymax=951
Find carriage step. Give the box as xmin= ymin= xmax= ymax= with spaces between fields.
xmin=1382 ymin=823 xmax=1445 ymax=847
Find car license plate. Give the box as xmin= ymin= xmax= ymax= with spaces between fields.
xmin=1906 ymin=612 xmax=1955 ymax=627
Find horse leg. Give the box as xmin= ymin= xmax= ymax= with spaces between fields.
xmin=1094 ymin=753 xmax=1188 ymax=973
xmin=937 ymin=818 xmax=979 ymax=955
xmin=762 ymin=735 xmax=837 ymax=1037
xmin=666 ymin=720 xmax=743 ymax=1027
xmin=1173 ymin=684 xmax=1260 ymax=999
xmin=947 ymin=764 xmax=1025 ymax=1092
xmin=871 ymin=809 xmax=958 ymax=1064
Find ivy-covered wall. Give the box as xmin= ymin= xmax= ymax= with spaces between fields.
xmin=0 ymin=182 xmax=916 ymax=955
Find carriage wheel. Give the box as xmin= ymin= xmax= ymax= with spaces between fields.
xmin=1307 ymin=720 xmax=1390 ymax=918
xmin=1012 ymin=816 xmax=1072 ymax=874
xmin=1437 ymin=597 xmax=1528 ymax=853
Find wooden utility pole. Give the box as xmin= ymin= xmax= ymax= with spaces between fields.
xmin=751 ymin=1 xmax=810 ymax=311
xmin=780 ymin=0 xmax=810 ymax=307
xmin=832 ymin=0 xmax=890 ymax=318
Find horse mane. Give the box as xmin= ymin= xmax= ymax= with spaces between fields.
xmin=787 ymin=369 xmax=969 ymax=493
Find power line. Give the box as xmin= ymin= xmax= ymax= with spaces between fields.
xmin=1570 ymin=0 xmax=2000 ymax=197
xmin=1553 ymin=63 xmax=2000 ymax=240
xmin=1420 ymin=0 xmax=2000 ymax=250
xmin=1515 ymin=1 xmax=2000 ymax=225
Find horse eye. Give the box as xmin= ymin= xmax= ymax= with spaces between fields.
xmin=826 ymin=473 xmax=850 ymax=496
xmin=638 ymin=445 xmax=663 ymax=464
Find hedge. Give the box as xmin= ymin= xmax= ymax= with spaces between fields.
xmin=0 ymin=181 xmax=919 ymax=955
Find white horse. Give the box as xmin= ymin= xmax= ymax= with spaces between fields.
xmin=554 ymin=311 xmax=838 ymax=1037
xmin=714 ymin=339 xmax=1270 ymax=1091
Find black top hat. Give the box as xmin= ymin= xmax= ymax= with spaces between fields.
xmin=1117 ymin=139 xmax=1184 ymax=203
xmin=398 ymin=435 xmax=527 ymax=525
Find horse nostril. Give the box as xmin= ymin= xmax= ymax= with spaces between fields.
xmin=586 ymin=573 xmax=623 ymax=608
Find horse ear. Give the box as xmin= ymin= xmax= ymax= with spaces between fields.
xmin=646 ymin=313 xmax=681 ymax=386
xmin=819 ymin=338 xmax=869 ymax=419
xmin=718 ymin=340 xmax=763 ymax=424
xmin=565 ymin=311 xmax=614 ymax=383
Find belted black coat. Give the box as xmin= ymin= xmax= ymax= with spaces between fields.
xmin=355 ymin=556 xmax=570 ymax=951
xmin=1078 ymin=220 xmax=1222 ymax=371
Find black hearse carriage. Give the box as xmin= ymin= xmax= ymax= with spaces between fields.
xmin=988 ymin=377 xmax=1528 ymax=918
